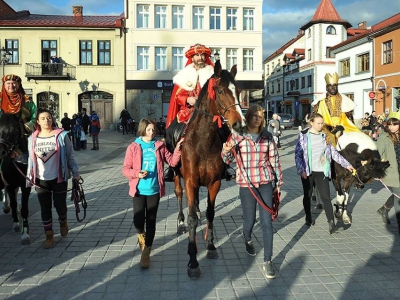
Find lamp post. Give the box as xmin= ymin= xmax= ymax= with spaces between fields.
xmin=1 ymin=47 xmax=12 ymax=77
xmin=213 ymin=51 xmax=220 ymax=62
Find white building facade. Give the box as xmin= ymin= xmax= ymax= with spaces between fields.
xmin=125 ymin=0 xmax=263 ymax=121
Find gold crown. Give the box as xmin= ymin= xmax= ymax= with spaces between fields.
xmin=325 ymin=72 xmax=339 ymax=85
xmin=389 ymin=111 xmax=400 ymax=121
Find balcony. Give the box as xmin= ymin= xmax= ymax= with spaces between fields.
xmin=25 ymin=63 xmax=76 ymax=80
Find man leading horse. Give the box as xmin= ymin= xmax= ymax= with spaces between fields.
xmin=165 ymin=43 xmax=233 ymax=180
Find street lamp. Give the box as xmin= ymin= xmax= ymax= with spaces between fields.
xmin=213 ymin=51 xmax=220 ymax=62
xmin=1 ymin=47 xmax=12 ymax=77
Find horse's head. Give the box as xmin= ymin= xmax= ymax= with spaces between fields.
xmin=201 ymin=60 xmax=245 ymax=131
xmin=0 ymin=113 xmax=21 ymax=159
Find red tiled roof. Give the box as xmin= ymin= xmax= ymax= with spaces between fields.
xmin=264 ymin=32 xmax=304 ymax=62
xmin=312 ymin=0 xmax=341 ymax=22
xmin=347 ymin=28 xmax=368 ymax=36
xmin=283 ymin=53 xmax=295 ymax=60
xmin=330 ymin=13 xmax=400 ymax=51
xmin=300 ymin=0 xmax=351 ymax=30
xmin=0 ymin=12 xmax=124 ymax=28
xmin=293 ymin=48 xmax=305 ymax=55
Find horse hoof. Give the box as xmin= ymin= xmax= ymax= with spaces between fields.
xmin=206 ymin=249 xmax=218 ymax=259
xmin=343 ymin=217 xmax=352 ymax=225
xmin=21 ymin=235 xmax=30 ymax=245
xmin=12 ymin=222 xmax=20 ymax=232
xmin=177 ymin=224 xmax=187 ymax=234
xmin=187 ymin=267 xmax=201 ymax=279
xmin=3 ymin=207 xmax=10 ymax=214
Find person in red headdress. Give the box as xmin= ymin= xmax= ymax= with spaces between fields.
xmin=165 ymin=43 xmax=214 ymax=128
xmin=0 ymin=74 xmax=37 ymax=159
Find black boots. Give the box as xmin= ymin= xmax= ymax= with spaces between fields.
xmin=305 ymin=214 xmax=313 ymax=226
xmin=377 ymin=206 xmax=391 ymax=224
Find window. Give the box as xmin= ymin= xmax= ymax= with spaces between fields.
xmin=326 ymin=25 xmax=336 ymax=35
xmin=172 ymin=47 xmax=184 ymax=70
xmin=266 ymin=65 xmax=269 ymax=75
xmin=227 ymin=48 xmax=237 ymax=70
xmin=137 ymin=5 xmax=150 ymax=28
xmin=210 ymin=7 xmax=221 ymax=30
xmin=286 ymin=81 xmax=289 ymax=92
xmin=308 ymin=28 xmax=311 ymax=38
xmin=301 ymin=77 xmax=305 ymax=89
xmin=383 ymin=40 xmax=392 ymax=64
xmin=172 ymin=6 xmax=184 ymax=29
xmin=266 ymin=84 xmax=269 ymax=95
xmin=339 ymin=58 xmax=350 ymax=76
xmin=345 ymin=93 xmax=354 ymax=101
xmin=277 ymin=81 xmax=281 ymax=92
xmin=290 ymin=80 xmax=295 ymax=91
xmin=295 ymin=79 xmax=299 ymax=90
xmin=243 ymin=49 xmax=253 ymax=71
xmin=79 ymin=40 xmax=92 ymax=65
xmin=271 ymin=62 xmax=274 ymax=73
xmin=307 ymin=75 xmax=312 ymax=87
xmin=98 ymin=41 xmax=110 ymax=65
xmin=326 ymin=47 xmax=333 ymax=58
xmin=243 ymin=8 xmax=254 ymax=30
xmin=42 ymin=40 xmax=57 ymax=61
xmin=193 ymin=7 xmax=205 ymax=29
xmin=155 ymin=47 xmax=167 ymax=70
xmin=227 ymin=8 xmax=237 ymax=30
xmin=307 ymin=49 xmax=311 ymax=61
xmin=271 ymin=82 xmax=275 ymax=94
xmin=5 ymin=39 xmax=18 ymax=64
xmin=155 ymin=5 xmax=167 ymax=28
xmin=137 ymin=46 xmax=150 ymax=70
xmin=357 ymin=52 xmax=370 ymax=73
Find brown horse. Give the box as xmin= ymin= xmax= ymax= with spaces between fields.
xmin=172 ymin=60 xmax=244 ymax=278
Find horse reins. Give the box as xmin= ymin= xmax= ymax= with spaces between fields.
xmin=230 ymin=138 xmax=280 ymax=221
xmin=12 ymin=160 xmax=73 ymax=194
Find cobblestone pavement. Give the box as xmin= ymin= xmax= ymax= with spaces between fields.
xmin=0 ymin=129 xmax=399 ymax=300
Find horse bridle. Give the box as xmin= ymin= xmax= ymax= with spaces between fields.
xmin=212 ymin=78 xmax=241 ymax=119
xmin=0 ymin=137 xmax=18 ymax=155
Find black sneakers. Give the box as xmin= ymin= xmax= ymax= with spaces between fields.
xmin=245 ymin=241 xmax=256 ymax=256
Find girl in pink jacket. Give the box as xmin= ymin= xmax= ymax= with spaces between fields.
xmin=122 ymin=118 xmax=183 ymax=268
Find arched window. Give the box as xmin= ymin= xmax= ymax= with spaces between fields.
xmin=326 ymin=25 xmax=336 ymax=35
xmin=37 ymin=91 xmax=60 ymax=120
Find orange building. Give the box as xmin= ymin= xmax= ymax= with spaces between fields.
xmin=372 ymin=14 xmax=400 ymax=115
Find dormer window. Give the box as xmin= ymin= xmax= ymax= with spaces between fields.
xmin=326 ymin=25 xmax=336 ymax=35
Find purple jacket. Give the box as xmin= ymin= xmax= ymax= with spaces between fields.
xmin=294 ymin=128 xmax=351 ymax=178
xmin=122 ymin=140 xmax=181 ymax=197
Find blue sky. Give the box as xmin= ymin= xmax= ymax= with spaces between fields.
xmin=5 ymin=0 xmax=400 ymax=59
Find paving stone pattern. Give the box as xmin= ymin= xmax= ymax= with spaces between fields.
xmin=0 ymin=129 xmax=399 ymax=300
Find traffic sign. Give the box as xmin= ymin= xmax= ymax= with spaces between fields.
xmin=368 ymin=91 xmax=376 ymax=99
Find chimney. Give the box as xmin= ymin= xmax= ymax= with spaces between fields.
xmin=298 ymin=29 xmax=303 ymax=36
xmin=73 ymin=6 xmax=83 ymax=17
xmin=357 ymin=21 xmax=367 ymax=29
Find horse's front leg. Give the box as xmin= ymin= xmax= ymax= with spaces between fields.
xmin=20 ymin=186 xmax=31 ymax=245
xmin=8 ymin=188 xmax=20 ymax=232
xmin=186 ymin=185 xmax=201 ymax=279
xmin=174 ymin=175 xmax=186 ymax=234
xmin=341 ymin=179 xmax=353 ymax=225
xmin=332 ymin=176 xmax=344 ymax=219
xmin=204 ymin=181 xmax=220 ymax=259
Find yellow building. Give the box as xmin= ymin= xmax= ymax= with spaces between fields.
xmin=0 ymin=3 xmax=125 ymax=128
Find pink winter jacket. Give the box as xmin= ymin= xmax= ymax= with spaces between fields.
xmin=122 ymin=140 xmax=181 ymax=197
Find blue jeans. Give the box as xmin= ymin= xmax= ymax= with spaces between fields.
xmin=239 ymin=183 xmax=273 ymax=262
